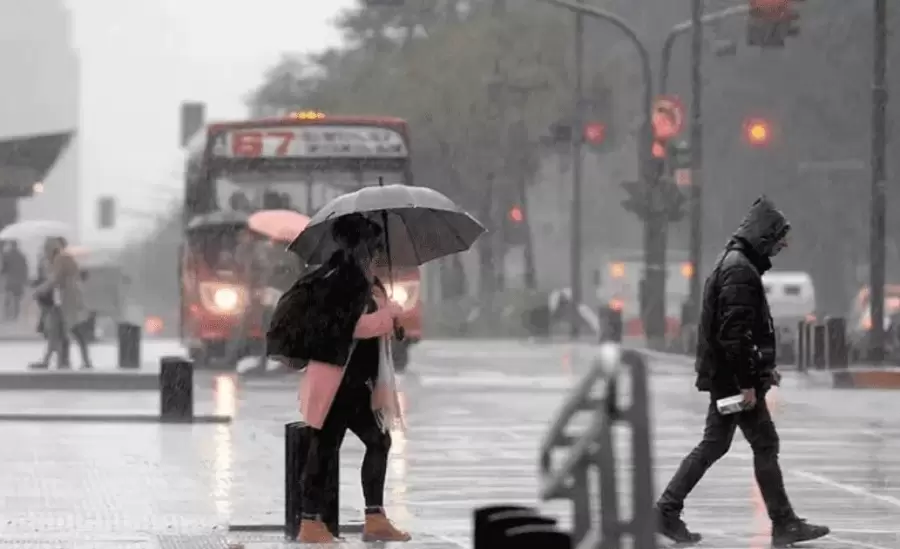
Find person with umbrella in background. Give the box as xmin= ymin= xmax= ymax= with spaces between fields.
xmin=2 ymin=240 xmax=28 ymax=321
xmin=270 ymin=182 xmax=484 ymax=544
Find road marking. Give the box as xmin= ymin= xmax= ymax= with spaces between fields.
xmin=827 ymin=536 xmax=894 ymax=549
xmin=793 ymin=470 xmax=900 ymax=509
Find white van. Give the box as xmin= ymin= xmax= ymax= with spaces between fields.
xmin=762 ymin=271 xmax=816 ymax=360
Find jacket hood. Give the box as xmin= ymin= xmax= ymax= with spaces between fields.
xmin=732 ymin=196 xmax=791 ymax=257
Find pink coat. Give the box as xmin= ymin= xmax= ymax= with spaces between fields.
xmin=299 ymin=302 xmax=399 ymax=429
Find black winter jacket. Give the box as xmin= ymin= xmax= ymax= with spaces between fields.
xmin=695 ymin=197 xmax=790 ymax=397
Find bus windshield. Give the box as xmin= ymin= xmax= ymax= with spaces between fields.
xmin=213 ymin=168 xmax=406 ymax=214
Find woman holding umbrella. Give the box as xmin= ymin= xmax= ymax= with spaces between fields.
xmin=270 ymin=182 xmax=485 ymax=544
xmin=267 ymin=213 xmax=410 ymax=543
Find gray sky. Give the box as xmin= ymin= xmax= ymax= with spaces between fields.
xmin=71 ymin=0 xmax=355 ymax=245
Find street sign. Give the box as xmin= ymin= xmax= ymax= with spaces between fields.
xmin=652 ymin=96 xmax=685 ymax=141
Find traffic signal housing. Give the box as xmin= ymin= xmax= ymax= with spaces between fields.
xmin=747 ymin=0 xmax=803 ymax=48
xmin=743 ymin=117 xmax=773 ymax=147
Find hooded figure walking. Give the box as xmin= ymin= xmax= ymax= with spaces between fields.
xmin=266 ymin=213 xmax=410 ymax=544
xmin=655 ymin=197 xmax=829 ymax=547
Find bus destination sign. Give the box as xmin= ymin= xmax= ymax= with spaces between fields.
xmin=212 ymin=125 xmax=408 ymax=159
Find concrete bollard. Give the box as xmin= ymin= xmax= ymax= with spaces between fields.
xmin=473 ymin=506 xmax=535 ymax=549
xmin=598 ymin=306 xmax=623 ymax=344
xmin=503 ymin=524 xmax=572 ymax=548
xmin=796 ymin=320 xmax=808 ymax=371
xmin=118 ymin=322 xmax=141 ymax=369
xmin=813 ymin=323 xmax=826 ymax=370
xmin=825 ymin=317 xmax=848 ymax=370
xmin=284 ymin=421 xmax=340 ymax=540
xmin=159 ymin=357 xmax=193 ymax=422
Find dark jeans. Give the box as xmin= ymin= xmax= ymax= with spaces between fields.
xmin=658 ymin=395 xmax=795 ymax=524
xmin=300 ymin=379 xmax=391 ymax=518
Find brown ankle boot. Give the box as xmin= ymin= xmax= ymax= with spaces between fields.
xmin=297 ymin=519 xmax=336 ymax=543
xmin=362 ymin=511 xmax=412 ymax=542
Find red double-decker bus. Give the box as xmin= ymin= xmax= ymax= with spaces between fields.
xmin=180 ymin=110 xmax=422 ymax=370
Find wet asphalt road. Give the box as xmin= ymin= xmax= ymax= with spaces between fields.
xmin=0 ymin=339 xmax=897 ymax=548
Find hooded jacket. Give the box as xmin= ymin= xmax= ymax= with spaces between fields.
xmin=695 ymin=196 xmax=791 ymax=397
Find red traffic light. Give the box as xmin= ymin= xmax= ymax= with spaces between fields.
xmin=508 ymin=206 xmax=524 ymax=223
xmin=583 ymin=122 xmax=606 ymax=145
xmin=749 ymin=0 xmax=789 ymax=18
xmin=744 ymin=118 xmax=772 ymax=146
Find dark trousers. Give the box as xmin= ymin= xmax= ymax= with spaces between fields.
xmin=658 ymin=395 xmax=795 ymax=524
xmin=300 ymin=380 xmax=392 ymax=518
xmin=5 ymin=288 xmax=21 ymax=320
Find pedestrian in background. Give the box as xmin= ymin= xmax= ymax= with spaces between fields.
xmin=655 ymin=196 xmax=829 ymax=547
xmin=34 ymin=237 xmax=93 ymax=369
xmin=1 ymin=240 xmax=27 ymax=321
xmin=267 ymin=213 xmax=409 ymax=544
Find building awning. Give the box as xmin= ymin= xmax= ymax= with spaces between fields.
xmin=0 ymin=131 xmax=75 ymax=196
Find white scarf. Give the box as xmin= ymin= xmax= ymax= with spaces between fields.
xmin=374 ymin=334 xmax=405 ymax=433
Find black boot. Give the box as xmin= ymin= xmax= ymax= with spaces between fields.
xmin=772 ymin=517 xmax=830 ymax=547
xmin=656 ymin=505 xmax=702 ymax=545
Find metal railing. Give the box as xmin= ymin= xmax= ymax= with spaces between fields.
xmin=539 ymin=345 xmax=657 ymax=549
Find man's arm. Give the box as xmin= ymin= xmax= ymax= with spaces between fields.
xmin=716 ymin=265 xmax=761 ymax=389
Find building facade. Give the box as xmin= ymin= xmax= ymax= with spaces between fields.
xmin=0 ymin=0 xmax=80 ymax=241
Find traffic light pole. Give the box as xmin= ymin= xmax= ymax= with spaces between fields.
xmin=869 ymin=0 xmax=888 ymax=364
xmin=687 ymin=0 xmax=704 ymax=327
xmin=571 ymin=3 xmax=585 ymax=337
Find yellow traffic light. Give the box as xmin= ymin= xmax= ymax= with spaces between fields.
xmin=744 ymin=118 xmax=772 ymax=146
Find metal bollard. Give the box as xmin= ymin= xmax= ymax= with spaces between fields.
xmin=796 ymin=320 xmax=808 ymax=371
xmin=473 ymin=506 xmax=536 ymax=549
xmin=284 ymin=421 xmax=340 ymax=540
xmin=598 ymin=306 xmax=623 ymax=343
xmin=483 ymin=511 xmax=555 ymax=549
xmin=825 ymin=317 xmax=848 ymax=370
xmin=159 ymin=357 xmax=193 ymax=422
xmin=803 ymin=322 xmax=816 ymax=370
xmin=813 ymin=323 xmax=826 ymax=370
xmin=503 ymin=524 xmax=572 ymax=548
xmin=117 ymin=322 xmax=141 ymax=369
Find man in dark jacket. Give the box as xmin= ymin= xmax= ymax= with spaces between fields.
xmin=656 ymin=197 xmax=829 ymax=547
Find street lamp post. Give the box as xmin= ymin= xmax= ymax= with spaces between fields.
xmin=536 ymin=0 xmax=659 ymax=345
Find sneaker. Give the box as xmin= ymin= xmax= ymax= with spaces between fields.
xmin=362 ymin=511 xmax=411 ymax=542
xmin=656 ymin=506 xmax=702 ymax=545
xmin=772 ymin=517 xmax=830 ymax=547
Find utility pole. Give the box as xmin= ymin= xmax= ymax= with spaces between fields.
xmin=869 ymin=0 xmax=888 ymax=364
xmin=687 ymin=0 xmax=704 ymax=325
xmin=570 ymin=1 xmax=585 ymax=338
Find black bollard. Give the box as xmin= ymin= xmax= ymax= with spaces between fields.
xmin=825 ymin=317 xmax=848 ymax=370
xmin=484 ymin=511 xmax=556 ymax=549
xmin=503 ymin=525 xmax=572 ymax=549
xmin=284 ymin=421 xmax=340 ymax=540
xmin=796 ymin=320 xmax=808 ymax=371
xmin=473 ymin=505 xmax=535 ymax=549
xmin=813 ymin=323 xmax=826 ymax=370
xmin=118 ymin=322 xmax=141 ymax=369
xmin=159 ymin=357 xmax=193 ymax=422
xmin=598 ymin=306 xmax=623 ymax=343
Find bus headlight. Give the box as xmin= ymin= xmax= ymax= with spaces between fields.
xmin=214 ymin=287 xmax=240 ymax=311
xmin=199 ymin=282 xmax=246 ymax=315
xmin=387 ymin=282 xmax=419 ymax=311
xmin=389 ymin=285 xmax=409 ymax=306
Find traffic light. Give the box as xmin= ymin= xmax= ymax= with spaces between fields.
xmin=747 ymin=0 xmax=803 ymax=48
xmin=97 ymin=196 xmax=116 ymax=229
xmin=583 ymin=121 xmax=607 ymax=148
xmin=508 ymin=205 xmax=524 ymax=223
xmin=743 ymin=118 xmax=773 ymax=147
xmin=504 ymin=205 xmax=527 ymax=246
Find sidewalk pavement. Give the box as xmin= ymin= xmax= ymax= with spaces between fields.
xmin=0 ymin=339 xmax=898 ymax=547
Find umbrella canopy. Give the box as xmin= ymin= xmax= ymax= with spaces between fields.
xmin=0 ymin=220 xmax=73 ymax=242
xmin=289 ymin=184 xmax=485 ymax=268
xmin=186 ymin=210 xmax=249 ymax=232
xmin=0 ymin=131 xmax=75 ymax=195
xmin=248 ymin=209 xmax=310 ymax=243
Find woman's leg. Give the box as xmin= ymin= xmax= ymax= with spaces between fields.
xmin=70 ymin=324 xmax=93 ymax=368
xmin=300 ymin=403 xmax=349 ymax=519
xmin=348 ymin=407 xmax=392 ymax=509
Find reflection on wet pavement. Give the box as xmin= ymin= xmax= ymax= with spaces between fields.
xmin=0 ymin=340 xmax=897 ymax=548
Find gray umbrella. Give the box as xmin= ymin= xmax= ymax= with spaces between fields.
xmin=289 ymin=183 xmax=485 ymax=268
